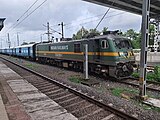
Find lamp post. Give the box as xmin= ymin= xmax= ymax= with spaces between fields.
xmin=58 ymin=22 xmax=64 ymax=39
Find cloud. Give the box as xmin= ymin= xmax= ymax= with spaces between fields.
xmin=0 ymin=0 xmax=142 ymax=48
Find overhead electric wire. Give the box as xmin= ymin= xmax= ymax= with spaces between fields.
xmin=65 ymin=12 xmax=125 ymax=30
xmin=8 ymin=0 xmax=48 ymax=33
xmin=43 ymin=24 xmax=62 ymax=35
xmin=64 ymin=10 xmax=117 ymax=26
xmin=17 ymin=0 xmax=40 ymax=22
xmin=95 ymin=1 xmax=115 ymax=29
xmin=6 ymin=0 xmax=40 ymax=33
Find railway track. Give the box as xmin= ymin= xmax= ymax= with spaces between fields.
xmin=119 ymin=77 xmax=160 ymax=92
xmin=0 ymin=57 xmax=137 ymax=120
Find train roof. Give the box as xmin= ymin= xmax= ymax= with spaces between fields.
xmin=14 ymin=44 xmax=35 ymax=48
xmin=37 ymin=34 xmax=127 ymax=46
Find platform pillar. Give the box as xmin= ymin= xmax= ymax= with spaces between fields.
xmin=139 ymin=0 xmax=150 ymax=99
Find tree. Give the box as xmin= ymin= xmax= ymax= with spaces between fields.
xmin=21 ymin=42 xmax=28 ymax=45
xmin=149 ymin=24 xmax=155 ymax=45
xmin=124 ymin=29 xmax=138 ymax=40
xmin=132 ymin=33 xmax=141 ymax=49
xmin=89 ymin=28 xmax=100 ymax=35
xmin=72 ymin=26 xmax=89 ymax=40
xmin=123 ymin=29 xmax=141 ymax=49
xmin=102 ymin=27 xmax=108 ymax=33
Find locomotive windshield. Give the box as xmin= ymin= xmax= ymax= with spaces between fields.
xmin=114 ymin=38 xmax=132 ymax=49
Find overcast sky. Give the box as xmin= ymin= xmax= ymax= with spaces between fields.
xmin=0 ymin=0 xmax=142 ymax=48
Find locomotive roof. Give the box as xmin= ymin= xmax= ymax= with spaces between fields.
xmin=38 ymin=34 xmax=127 ymax=46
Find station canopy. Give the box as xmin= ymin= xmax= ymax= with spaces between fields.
xmin=84 ymin=0 xmax=160 ymax=19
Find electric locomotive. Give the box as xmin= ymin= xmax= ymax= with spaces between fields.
xmin=36 ymin=31 xmax=135 ymax=78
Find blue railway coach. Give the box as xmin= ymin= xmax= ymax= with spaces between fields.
xmin=15 ymin=44 xmax=36 ymax=59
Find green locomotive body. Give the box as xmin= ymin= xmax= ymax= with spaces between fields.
xmin=36 ymin=33 xmax=135 ymax=78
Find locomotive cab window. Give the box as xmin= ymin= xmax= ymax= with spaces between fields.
xmin=101 ymin=40 xmax=108 ymax=49
xmin=74 ymin=43 xmax=81 ymax=53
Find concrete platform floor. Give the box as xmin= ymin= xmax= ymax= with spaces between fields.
xmin=0 ymin=61 xmax=77 ymax=120
xmin=0 ymin=94 xmax=9 ymax=120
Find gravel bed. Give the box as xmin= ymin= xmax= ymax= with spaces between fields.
xmin=1 ymin=55 xmax=160 ymax=120
xmin=72 ymin=105 xmax=100 ymax=117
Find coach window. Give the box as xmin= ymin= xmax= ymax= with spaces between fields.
xmin=74 ymin=43 xmax=81 ymax=53
xmin=101 ymin=40 xmax=108 ymax=49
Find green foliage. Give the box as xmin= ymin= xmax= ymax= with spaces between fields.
xmin=153 ymin=65 xmax=160 ymax=82
xmin=89 ymin=28 xmax=100 ymax=36
xmin=69 ymin=75 xmax=82 ymax=83
xmin=132 ymin=34 xmax=141 ymax=49
xmin=72 ymin=27 xmax=102 ymax=39
xmin=111 ymin=87 xmax=138 ymax=97
xmin=111 ymin=87 xmax=124 ymax=96
xmin=124 ymin=29 xmax=137 ymax=40
xmin=132 ymin=65 xmax=160 ymax=82
xmin=123 ymin=29 xmax=141 ymax=49
xmin=132 ymin=72 xmax=139 ymax=78
xmin=26 ymin=63 xmax=34 ymax=69
xmin=21 ymin=42 xmax=28 ymax=45
xmin=147 ymin=73 xmax=157 ymax=81
xmin=149 ymin=24 xmax=155 ymax=45
xmin=72 ymin=26 xmax=89 ymax=40
xmin=102 ymin=27 xmax=108 ymax=33
xmin=146 ymin=65 xmax=160 ymax=82
xmin=72 ymin=26 xmax=155 ymax=49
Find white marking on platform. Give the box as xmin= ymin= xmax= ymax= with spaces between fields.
xmin=144 ymin=98 xmax=160 ymax=108
xmin=7 ymin=79 xmax=78 ymax=120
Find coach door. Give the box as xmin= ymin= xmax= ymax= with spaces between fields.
xmin=28 ymin=47 xmax=30 ymax=57
xmin=93 ymin=39 xmax=100 ymax=61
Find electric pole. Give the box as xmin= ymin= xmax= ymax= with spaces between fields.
xmin=44 ymin=22 xmax=52 ymax=42
xmin=40 ymin=34 xmax=43 ymax=43
xmin=47 ymin=22 xmax=50 ymax=41
xmin=7 ymin=33 xmax=10 ymax=48
xmin=58 ymin=22 xmax=64 ymax=39
xmin=17 ymin=32 xmax=19 ymax=46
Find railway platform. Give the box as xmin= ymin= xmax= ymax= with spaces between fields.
xmin=0 ymin=94 xmax=9 ymax=120
xmin=0 ymin=61 xmax=77 ymax=120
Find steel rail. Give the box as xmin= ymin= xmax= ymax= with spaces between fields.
xmin=119 ymin=77 xmax=160 ymax=92
xmin=0 ymin=56 xmax=138 ymax=120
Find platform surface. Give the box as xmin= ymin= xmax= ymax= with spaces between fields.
xmin=0 ymin=61 xmax=77 ymax=120
xmin=0 ymin=94 xmax=9 ymax=120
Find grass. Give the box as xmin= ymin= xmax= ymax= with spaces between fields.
xmin=25 ymin=63 xmax=38 ymax=69
xmin=111 ymin=87 xmax=160 ymax=112
xmin=110 ymin=87 xmax=139 ymax=97
xmin=68 ymin=75 xmax=82 ymax=84
xmin=132 ymin=72 xmax=160 ymax=82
